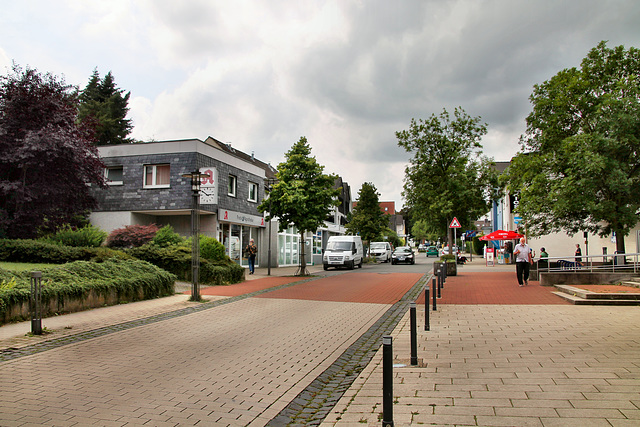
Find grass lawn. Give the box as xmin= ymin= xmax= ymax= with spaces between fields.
xmin=0 ymin=261 xmax=58 ymax=272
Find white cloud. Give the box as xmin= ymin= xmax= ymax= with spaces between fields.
xmin=2 ymin=0 xmax=640 ymax=207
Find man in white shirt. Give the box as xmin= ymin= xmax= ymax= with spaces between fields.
xmin=513 ymin=237 xmax=532 ymax=286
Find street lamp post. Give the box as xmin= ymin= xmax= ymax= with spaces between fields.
xmin=264 ymin=178 xmax=278 ymax=276
xmin=182 ymin=171 xmax=208 ymax=301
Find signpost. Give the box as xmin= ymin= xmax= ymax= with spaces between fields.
xmin=449 ymin=217 xmax=461 ymax=256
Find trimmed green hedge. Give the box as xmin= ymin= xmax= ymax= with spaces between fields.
xmin=0 ymin=258 xmax=176 ymax=323
xmin=127 ymin=244 xmax=244 ymax=285
xmin=0 ymin=238 xmax=244 ymax=288
xmin=0 ymin=239 xmax=130 ymax=264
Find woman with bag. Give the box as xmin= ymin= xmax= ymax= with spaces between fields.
xmin=244 ymin=239 xmax=257 ymax=274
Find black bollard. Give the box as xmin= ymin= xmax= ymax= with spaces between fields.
xmin=382 ymin=336 xmax=394 ymax=427
xmin=424 ymin=286 xmax=430 ymax=331
xmin=432 ymin=278 xmax=437 ymax=311
xmin=410 ymin=302 xmax=418 ymax=366
xmin=437 ymin=269 xmax=442 ymax=299
xmin=30 ymin=271 xmax=42 ymax=335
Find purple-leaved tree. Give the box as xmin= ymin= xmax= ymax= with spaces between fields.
xmin=0 ymin=64 xmax=106 ymax=239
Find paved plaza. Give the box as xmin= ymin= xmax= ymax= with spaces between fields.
xmin=1 ymin=259 xmax=639 ymax=426
xmin=322 ymin=262 xmax=640 ymax=427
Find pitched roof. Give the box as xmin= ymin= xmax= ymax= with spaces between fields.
xmin=204 ymin=136 xmax=277 ymax=179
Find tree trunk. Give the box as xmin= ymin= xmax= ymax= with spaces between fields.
xmin=614 ymin=229 xmax=626 ymax=265
xmin=296 ymin=231 xmax=309 ymax=276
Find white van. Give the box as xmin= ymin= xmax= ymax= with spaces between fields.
xmin=323 ymin=235 xmax=364 ymax=270
xmin=369 ymin=241 xmax=392 ymax=263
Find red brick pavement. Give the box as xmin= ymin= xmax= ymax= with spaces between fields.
xmin=415 ymin=271 xmax=571 ymax=305
xmin=255 ymin=272 xmax=424 ymax=304
xmin=193 ymin=271 xmax=573 ymax=305
xmin=195 ymin=276 xmax=306 ymax=296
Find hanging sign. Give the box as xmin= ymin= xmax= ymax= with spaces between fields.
xmin=199 ymin=167 xmax=218 ymax=205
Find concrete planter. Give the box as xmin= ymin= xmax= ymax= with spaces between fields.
xmin=1 ymin=286 xmax=147 ymax=325
xmin=434 ymin=260 xmax=457 ymax=276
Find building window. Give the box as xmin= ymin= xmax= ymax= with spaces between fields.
xmin=248 ymin=182 xmax=258 ymax=202
xmin=144 ymin=164 xmax=170 ymax=188
xmin=105 ymin=166 xmax=123 ymax=185
xmin=228 ymin=175 xmax=237 ymax=197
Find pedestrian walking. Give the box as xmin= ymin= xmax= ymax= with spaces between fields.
xmin=244 ymin=239 xmax=257 ymax=274
xmin=575 ymin=243 xmax=583 ymax=267
xmin=513 ymin=237 xmax=532 ymax=286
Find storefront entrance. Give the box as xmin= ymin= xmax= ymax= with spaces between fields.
xmin=219 ymin=223 xmax=260 ymax=268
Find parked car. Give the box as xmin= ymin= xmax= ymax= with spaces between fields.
xmin=441 ymin=245 xmax=459 ymax=255
xmin=425 ymin=246 xmax=439 ymax=257
xmin=391 ymin=246 xmax=415 ymax=265
xmin=369 ymin=241 xmax=392 ymax=263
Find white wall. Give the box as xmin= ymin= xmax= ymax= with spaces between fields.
xmin=527 ymin=229 xmax=640 ymax=259
xmin=89 ymin=211 xmax=133 ymax=235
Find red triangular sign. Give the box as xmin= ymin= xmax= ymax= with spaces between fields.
xmin=449 ymin=217 xmax=461 ymax=228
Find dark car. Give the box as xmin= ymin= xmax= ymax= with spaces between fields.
xmin=425 ymin=246 xmax=439 ymax=257
xmin=391 ymin=246 xmax=415 ymax=265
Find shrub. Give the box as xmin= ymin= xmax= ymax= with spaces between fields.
xmin=201 ymin=259 xmax=244 ymax=285
xmin=127 ymin=242 xmax=243 ymax=285
xmin=127 ymin=244 xmax=191 ymax=280
xmin=0 ymin=258 xmax=176 ymax=323
xmin=106 ymin=224 xmax=160 ymax=248
xmin=43 ymin=224 xmax=108 ymax=248
xmin=0 ymin=239 xmax=129 ymax=264
xmin=152 ymin=225 xmax=184 ymax=248
xmin=440 ymin=254 xmax=456 ymax=261
xmin=199 ymin=235 xmax=225 ymax=261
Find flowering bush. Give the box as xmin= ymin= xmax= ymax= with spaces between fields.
xmin=106 ymin=224 xmax=160 ymax=248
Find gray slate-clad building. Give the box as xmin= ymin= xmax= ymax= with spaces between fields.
xmin=90 ymin=136 xmax=353 ymax=269
xmin=90 ymin=137 xmax=276 ymax=268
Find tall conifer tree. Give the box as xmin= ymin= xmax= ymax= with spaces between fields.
xmin=78 ymin=69 xmax=133 ymax=145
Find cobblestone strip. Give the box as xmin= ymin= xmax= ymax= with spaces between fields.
xmin=0 ymin=276 xmax=318 ymax=363
xmin=267 ymin=273 xmax=430 ymax=426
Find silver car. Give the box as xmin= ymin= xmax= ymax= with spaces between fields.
xmin=369 ymin=242 xmax=392 ymax=263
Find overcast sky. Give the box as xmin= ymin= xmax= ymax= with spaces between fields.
xmin=2 ymin=1 xmax=639 ymax=206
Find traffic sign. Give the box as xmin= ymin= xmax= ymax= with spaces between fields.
xmin=449 ymin=217 xmax=461 ymax=228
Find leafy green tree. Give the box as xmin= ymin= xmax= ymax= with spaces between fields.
xmin=411 ymin=219 xmax=439 ymax=244
xmin=396 ymin=107 xmax=500 ymax=249
xmin=346 ymin=182 xmax=388 ymax=248
xmin=78 ymin=69 xmax=133 ymax=145
xmin=504 ymin=41 xmax=640 ymax=254
xmin=382 ymin=228 xmax=403 ymax=248
xmin=258 ymin=137 xmax=339 ymax=275
xmin=0 ymin=64 xmax=106 ymax=239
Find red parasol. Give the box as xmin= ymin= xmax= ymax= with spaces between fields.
xmin=478 ymin=230 xmax=524 ymax=241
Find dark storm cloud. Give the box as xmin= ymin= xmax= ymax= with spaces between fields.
xmin=280 ymin=0 xmax=640 ymax=166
